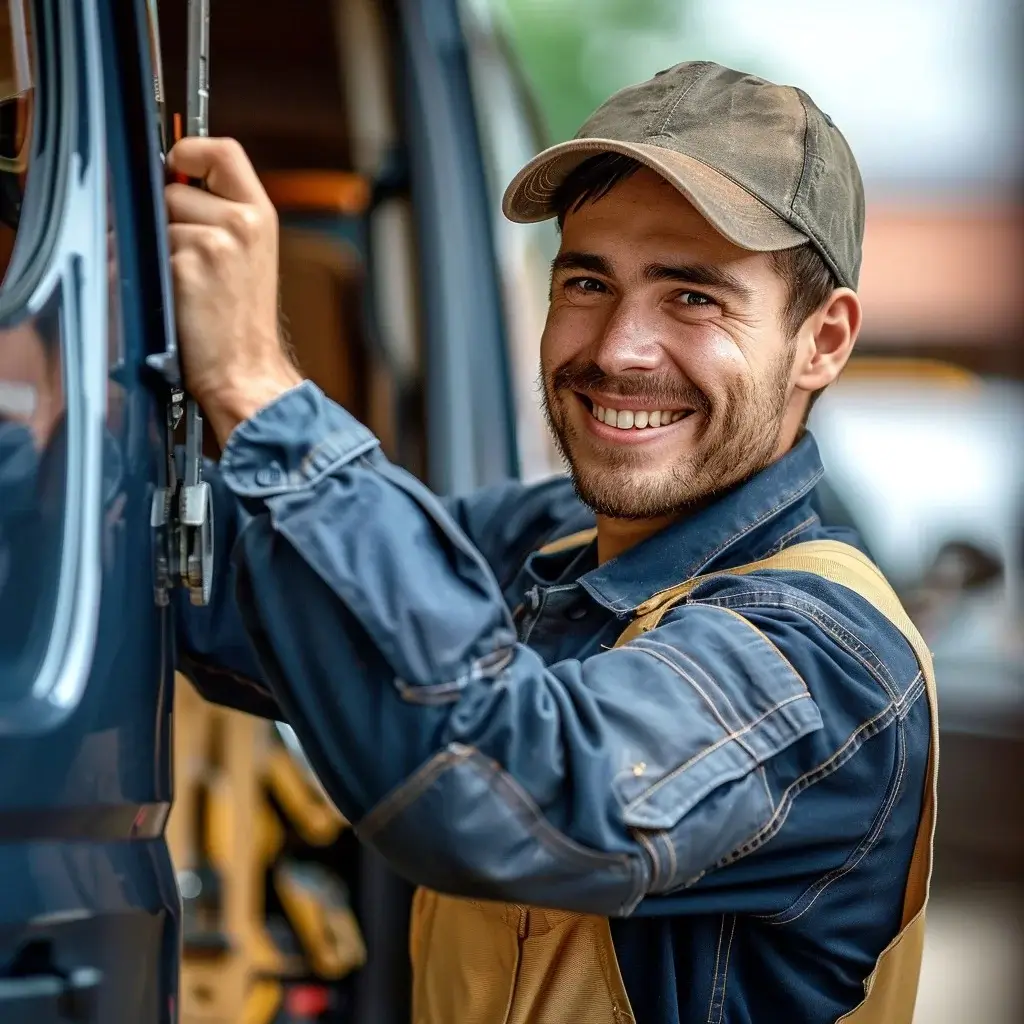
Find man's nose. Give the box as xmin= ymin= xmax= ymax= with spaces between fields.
xmin=590 ymin=300 xmax=666 ymax=377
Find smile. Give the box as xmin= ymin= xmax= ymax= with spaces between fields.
xmin=577 ymin=393 xmax=693 ymax=432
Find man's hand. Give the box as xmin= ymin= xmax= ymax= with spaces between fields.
xmin=165 ymin=137 xmax=302 ymax=447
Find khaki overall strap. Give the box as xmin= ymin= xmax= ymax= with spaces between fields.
xmin=536 ymin=527 xmax=598 ymax=557
xmin=614 ymin=539 xmax=939 ymax=1022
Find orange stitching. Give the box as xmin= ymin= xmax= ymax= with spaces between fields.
xmin=715 ymin=703 xmax=896 ymax=868
xmin=626 ymin=645 xmax=813 ymax=815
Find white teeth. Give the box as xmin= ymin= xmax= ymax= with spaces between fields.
xmin=588 ymin=402 xmax=688 ymax=431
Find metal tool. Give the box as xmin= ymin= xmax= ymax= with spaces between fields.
xmin=148 ymin=0 xmax=213 ymax=607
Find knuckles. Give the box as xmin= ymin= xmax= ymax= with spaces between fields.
xmin=216 ymin=136 xmax=248 ymax=166
xmin=168 ymin=248 xmax=202 ymax=287
xmin=194 ymin=227 xmax=235 ymax=263
xmin=168 ymin=228 xmax=235 ymax=277
xmin=226 ymin=203 xmax=268 ymax=245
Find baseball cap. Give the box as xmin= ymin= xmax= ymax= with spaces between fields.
xmin=503 ymin=61 xmax=865 ymax=289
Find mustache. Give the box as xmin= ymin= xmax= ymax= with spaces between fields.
xmin=551 ymin=360 xmax=711 ymax=416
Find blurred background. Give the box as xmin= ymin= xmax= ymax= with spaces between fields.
xmin=139 ymin=0 xmax=1022 ymax=1021
xmin=493 ymin=2 xmax=1024 ymax=1021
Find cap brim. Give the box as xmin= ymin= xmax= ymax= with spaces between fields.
xmin=502 ymin=138 xmax=808 ymax=253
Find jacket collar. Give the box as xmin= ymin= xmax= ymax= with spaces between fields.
xmin=575 ymin=432 xmax=825 ymax=615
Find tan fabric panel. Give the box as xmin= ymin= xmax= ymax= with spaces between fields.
xmin=410 ymin=889 xmax=633 ymax=1024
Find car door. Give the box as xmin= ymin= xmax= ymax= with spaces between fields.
xmin=0 ymin=0 xmax=180 ymax=1020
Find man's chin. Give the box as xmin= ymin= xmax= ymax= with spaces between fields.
xmin=566 ymin=461 xmax=701 ymax=521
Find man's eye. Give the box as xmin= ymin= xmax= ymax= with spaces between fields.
xmin=565 ymin=277 xmax=606 ymax=295
xmin=678 ymin=291 xmax=713 ymax=306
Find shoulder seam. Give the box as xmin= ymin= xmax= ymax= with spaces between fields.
xmin=760 ymin=512 xmax=821 ymax=558
xmin=684 ymin=578 xmax=908 ymax=704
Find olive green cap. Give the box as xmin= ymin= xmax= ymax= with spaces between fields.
xmin=503 ymin=61 xmax=865 ymax=289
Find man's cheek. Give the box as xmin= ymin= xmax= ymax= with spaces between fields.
xmin=542 ymin=302 xmax=599 ymax=358
xmin=670 ymin=337 xmax=746 ymax=412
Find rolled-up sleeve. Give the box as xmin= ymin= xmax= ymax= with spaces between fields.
xmin=180 ymin=382 xmax=873 ymax=917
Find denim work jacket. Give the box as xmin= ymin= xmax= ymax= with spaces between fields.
xmin=179 ymin=381 xmax=930 ymax=1024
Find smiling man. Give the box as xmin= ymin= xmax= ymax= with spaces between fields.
xmin=537 ymin=153 xmax=852 ymax=564
xmin=170 ymin=63 xmax=936 ymax=1024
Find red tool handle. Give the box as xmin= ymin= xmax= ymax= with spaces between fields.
xmin=171 ymin=112 xmax=188 ymax=185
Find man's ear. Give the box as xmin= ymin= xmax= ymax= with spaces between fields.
xmin=793 ymin=288 xmax=862 ymax=393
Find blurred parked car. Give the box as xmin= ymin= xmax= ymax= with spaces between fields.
xmin=809 ymin=361 xmax=1024 ymax=884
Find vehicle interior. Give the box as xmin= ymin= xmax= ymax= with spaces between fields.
xmin=157 ymin=0 xmax=424 ymax=475
xmin=152 ymin=2 xmax=527 ymax=1021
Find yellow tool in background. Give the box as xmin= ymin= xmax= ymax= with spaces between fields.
xmin=168 ymin=675 xmax=365 ymax=1024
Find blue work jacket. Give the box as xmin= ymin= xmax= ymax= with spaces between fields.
xmin=179 ymin=381 xmax=929 ymax=1023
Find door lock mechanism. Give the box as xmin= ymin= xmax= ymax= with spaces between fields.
xmin=148 ymin=0 xmax=214 ymax=608
xmin=150 ymin=386 xmax=213 ymax=607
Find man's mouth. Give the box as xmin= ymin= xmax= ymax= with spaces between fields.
xmin=577 ymin=393 xmax=693 ymax=432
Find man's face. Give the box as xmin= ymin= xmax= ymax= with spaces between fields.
xmin=541 ymin=168 xmax=805 ymax=520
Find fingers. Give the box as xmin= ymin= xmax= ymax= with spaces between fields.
xmin=166 ymin=136 xmax=269 ymax=206
xmin=166 ymin=182 xmax=276 ymax=244
xmin=167 ymin=222 xmax=238 ymax=268
xmin=165 ymin=181 xmax=232 ymax=224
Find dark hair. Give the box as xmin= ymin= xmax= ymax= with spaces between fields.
xmin=551 ymin=153 xmax=839 ymax=338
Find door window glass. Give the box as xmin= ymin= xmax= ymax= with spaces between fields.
xmin=0 ymin=299 xmax=64 ymax=699
xmin=0 ymin=2 xmax=70 ymax=705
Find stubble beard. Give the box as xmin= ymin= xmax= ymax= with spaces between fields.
xmin=541 ymin=355 xmax=794 ymax=521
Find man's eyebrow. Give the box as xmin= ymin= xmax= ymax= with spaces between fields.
xmin=550 ymin=251 xmax=753 ymax=300
xmin=644 ymin=261 xmax=753 ymax=299
xmin=550 ymin=251 xmax=613 ymax=278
